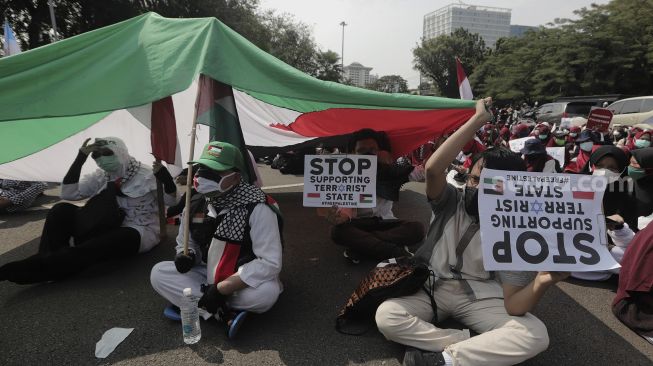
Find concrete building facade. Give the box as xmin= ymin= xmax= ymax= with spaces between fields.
xmin=343 ymin=62 xmax=374 ymax=87
xmin=423 ymin=3 xmax=511 ymax=48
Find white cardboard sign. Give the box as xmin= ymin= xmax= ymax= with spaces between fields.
xmin=479 ymin=169 xmax=620 ymax=272
xmin=545 ymin=147 xmax=565 ymax=167
xmin=303 ymin=155 xmax=377 ymax=208
xmin=508 ymin=137 xmax=531 ymax=153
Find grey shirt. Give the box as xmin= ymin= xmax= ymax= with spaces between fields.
xmin=415 ymin=184 xmax=536 ymax=299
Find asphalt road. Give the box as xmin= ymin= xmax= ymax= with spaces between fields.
xmin=1 ymin=164 xmax=652 ymax=365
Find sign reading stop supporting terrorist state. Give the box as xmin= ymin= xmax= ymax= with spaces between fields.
xmin=479 ymin=169 xmax=620 ymax=272
xmin=303 ymin=155 xmax=377 ymax=208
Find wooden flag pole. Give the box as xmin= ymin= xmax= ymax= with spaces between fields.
xmin=156 ymin=158 xmax=167 ymax=241
xmin=182 ymin=78 xmax=203 ymax=255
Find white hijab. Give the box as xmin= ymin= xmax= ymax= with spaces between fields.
xmin=94 ymin=137 xmax=156 ymax=198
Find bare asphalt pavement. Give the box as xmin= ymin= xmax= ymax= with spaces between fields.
xmin=1 ymin=164 xmax=652 ymax=365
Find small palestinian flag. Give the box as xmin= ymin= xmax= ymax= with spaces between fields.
xmin=360 ymin=194 xmax=373 ymax=203
xmin=306 ymin=192 xmax=321 ymax=199
xmin=571 ymin=190 xmax=594 ymax=200
xmin=483 ymin=177 xmax=504 ymax=195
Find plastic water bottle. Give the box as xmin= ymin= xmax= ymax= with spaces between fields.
xmin=180 ymin=287 xmax=201 ymax=344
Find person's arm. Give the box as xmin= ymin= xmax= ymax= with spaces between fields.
xmin=236 ymin=204 xmax=283 ymax=288
xmin=152 ymin=161 xmax=178 ymax=206
xmin=61 ymin=139 xmax=105 ymax=200
xmin=425 ymin=98 xmax=492 ymax=200
xmin=502 ymin=271 xmax=569 ymax=316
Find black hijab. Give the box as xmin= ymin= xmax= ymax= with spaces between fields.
xmin=631 ymin=148 xmax=653 ymax=217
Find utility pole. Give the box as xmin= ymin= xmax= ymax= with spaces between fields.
xmin=339 ymin=21 xmax=347 ymax=70
xmin=48 ymin=0 xmax=59 ymax=42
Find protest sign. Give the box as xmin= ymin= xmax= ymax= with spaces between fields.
xmin=560 ymin=118 xmax=574 ymax=129
xmin=586 ymin=108 xmax=614 ymax=133
xmin=479 ymin=169 xmax=620 ymax=272
xmin=303 ymin=155 xmax=377 ymax=208
xmin=508 ymin=137 xmax=531 ymax=153
xmin=545 ymin=147 xmax=565 ymax=167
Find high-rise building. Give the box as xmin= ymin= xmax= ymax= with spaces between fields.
xmin=423 ymin=3 xmax=511 ymax=48
xmin=343 ymin=62 xmax=374 ymax=87
xmin=510 ymin=25 xmax=537 ymax=38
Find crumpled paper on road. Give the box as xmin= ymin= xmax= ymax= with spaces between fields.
xmin=95 ymin=327 xmax=134 ymax=358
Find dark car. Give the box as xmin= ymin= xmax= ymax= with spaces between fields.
xmin=533 ymin=102 xmax=595 ymax=125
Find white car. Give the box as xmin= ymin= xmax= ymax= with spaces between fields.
xmin=607 ymin=96 xmax=653 ymax=126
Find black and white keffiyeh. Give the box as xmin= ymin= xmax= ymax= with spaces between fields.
xmin=207 ymin=179 xmax=267 ymax=243
xmin=105 ymin=156 xmax=141 ymax=187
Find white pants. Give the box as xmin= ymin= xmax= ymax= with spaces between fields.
xmin=150 ymin=261 xmax=282 ymax=318
xmin=375 ymin=280 xmax=549 ymax=366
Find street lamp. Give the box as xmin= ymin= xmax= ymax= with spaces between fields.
xmin=48 ymin=0 xmax=59 ymax=42
xmin=339 ymin=21 xmax=347 ymax=70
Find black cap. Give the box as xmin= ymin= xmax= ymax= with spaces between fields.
xmin=520 ymin=138 xmax=546 ymax=156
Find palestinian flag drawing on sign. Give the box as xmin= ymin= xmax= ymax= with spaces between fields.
xmin=483 ymin=177 xmax=504 ymax=195
xmin=0 ymin=13 xmax=475 ymax=182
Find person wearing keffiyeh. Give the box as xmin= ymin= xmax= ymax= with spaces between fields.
xmin=0 ymin=179 xmax=48 ymax=213
xmin=0 ymin=137 xmax=177 ymax=284
xmin=150 ymin=141 xmax=283 ymax=339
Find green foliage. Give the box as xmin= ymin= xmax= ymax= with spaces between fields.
xmin=0 ymin=0 xmax=337 ymax=77
xmin=470 ymin=0 xmax=653 ymax=101
xmin=313 ymin=50 xmax=343 ymax=82
xmin=413 ymin=28 xmax=487 ymax=98
xmin=368 ymin=75 xmax=408 ymax=93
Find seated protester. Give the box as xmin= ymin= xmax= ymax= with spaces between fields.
xmin=567 ymin=126 xmax=581 ymax=144
xmin=520 ymin=138 xmax=561 ymax=173
xmin=460 ymin=138 xmax=486 ymax=171
xmin=549 ymin=130 xmax=572 ymax=167
xmin=327 ymin=129 xmax=425 ymax=263
xmin=571 ymin=214 xmax=635 ymax=281
xmin=564 ymin=129 xmax=599 ymax=174
xmin=530 ymin=123 xmax=551 ymax=146
xmin=629 ymin=148 xmax=653 ymax=220
xmin=150 ymin=142 xmax=282 ymax=338
xmin=510 ymin=123 xmax=530 ymax=140
xmin=0 ymin=179 xmax=48 ymax=213
xmin=612 ymin=223 xmax=653 ymax=342
xmin=626 ymin=130 xmax=651 ymax=152
xmin=494 ymin=127 xmax=510 ymax=148
xmin=376 ymin=98 xmax=558 ymax=366
xmin=591 ymin=146 xmax=639 ymax=231
xmin=0 ymin=137 xmax=176 ymax=284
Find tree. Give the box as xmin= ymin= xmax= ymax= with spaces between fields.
xmin=312 ymin=50 xmax=342 ymax=82
xmin=470 ymin=0 xmax=653 ymax=101
xmin=413 ymin=28 xmax=487 ymax=98
xmin=369 ymin=75 xmax=408 ymax=93
xmin=261 ymin=11 xmax=319 ymax=75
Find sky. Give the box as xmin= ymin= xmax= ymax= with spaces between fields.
xmin=259 ymin=0 xmax=610 ymax=88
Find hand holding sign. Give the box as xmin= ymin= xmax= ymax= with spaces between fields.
xmin=303 ymin=155 xmax=377 ymax=208
xmin=479 ymin=169 xmax=620 ymax=272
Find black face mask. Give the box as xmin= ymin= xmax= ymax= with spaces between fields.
xmin=464 ymin=186 xmax=479 ymax=218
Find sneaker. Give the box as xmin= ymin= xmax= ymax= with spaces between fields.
xmin=343 ymin=249 xmax=361 ymax=264
xmin=163 ymin=304 xmax=181 ymax=322
xmin=403 ymin=347 xmax=446 ymax=366
xmin=228 ymin=311 xmax=249 ymax=339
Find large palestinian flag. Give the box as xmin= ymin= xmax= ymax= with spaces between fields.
xmin=0 ymin=13 xmax=475 ymax=182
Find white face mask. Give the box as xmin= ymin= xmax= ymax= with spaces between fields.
xmin=580 ymin=141 xmax=594 ymax=152
xmin=592 ymin=168 xmax=621 ymax=184
xmin=193 ymin=172 xmax=238 ymax=196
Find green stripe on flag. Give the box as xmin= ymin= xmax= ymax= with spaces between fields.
xmin=0 ymin=112 xmax=109 ymax=164
xmin=483 ymin=177 xmax=497 ymax=184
